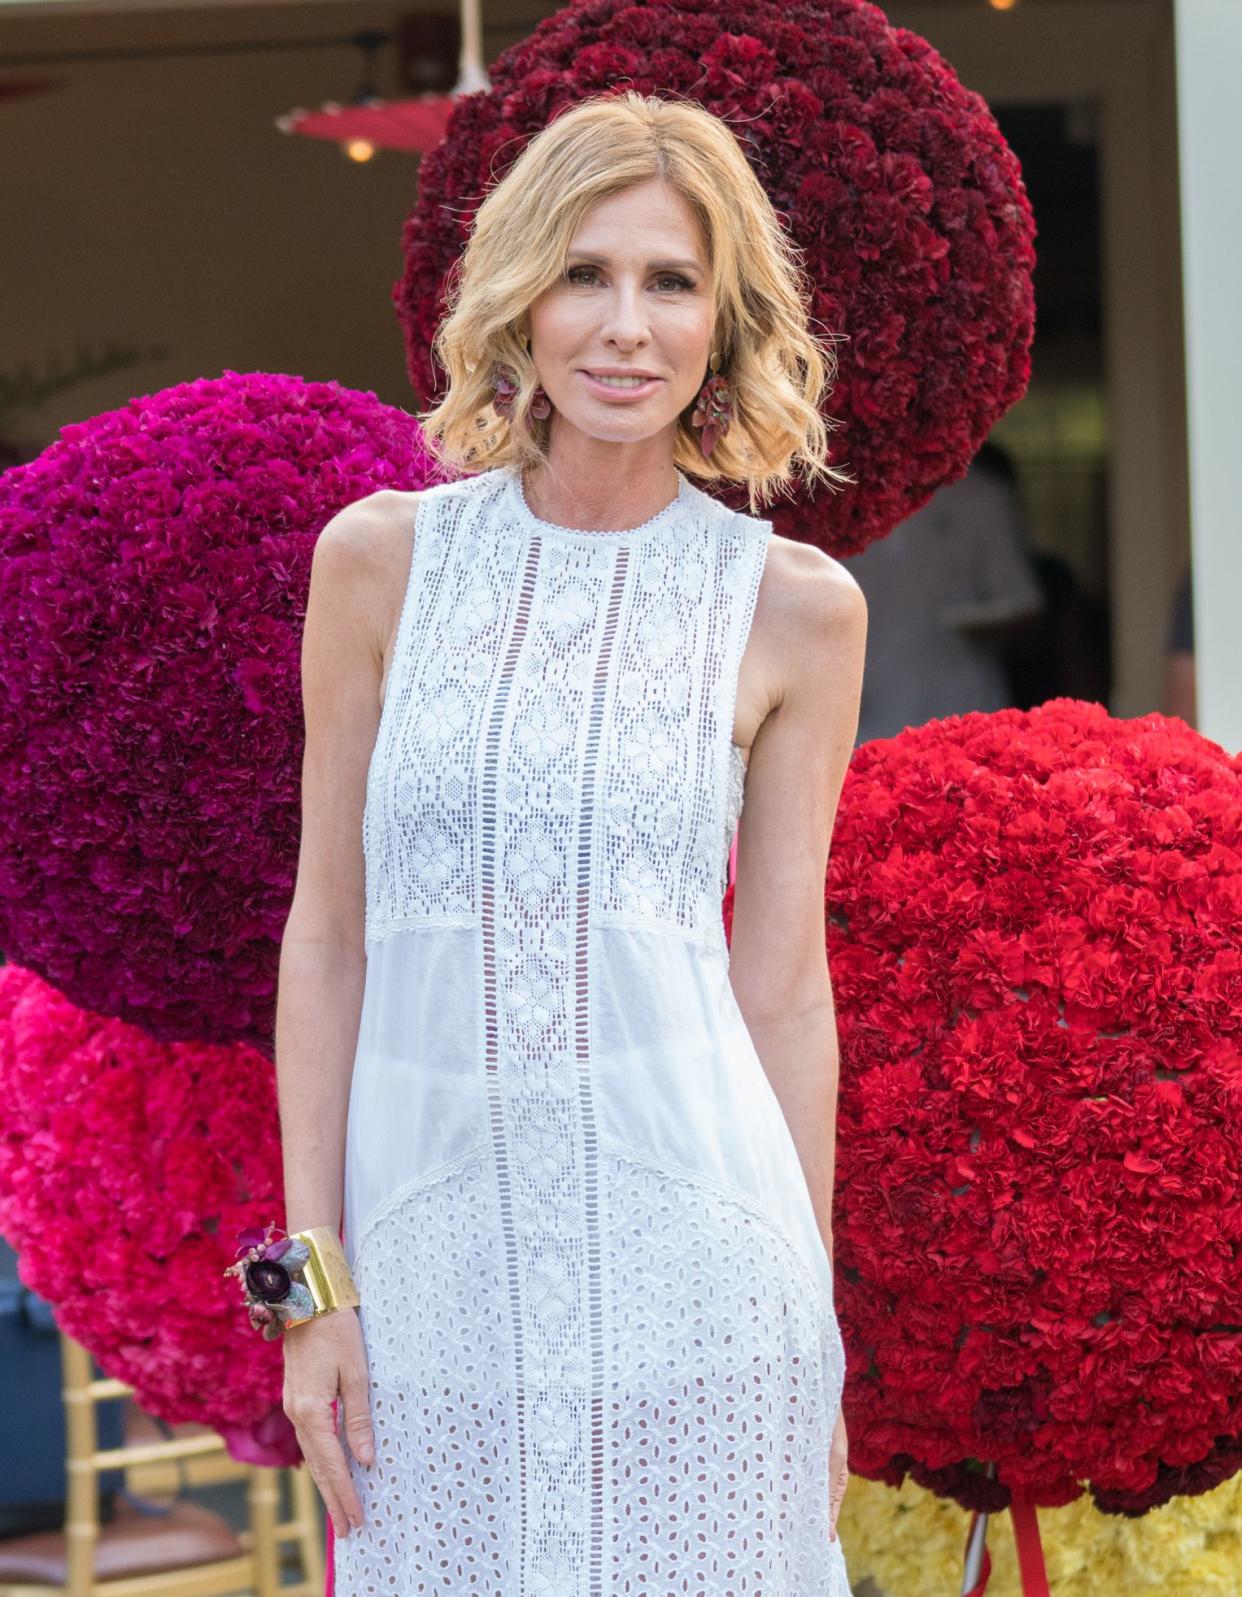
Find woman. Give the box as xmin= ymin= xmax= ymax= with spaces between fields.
xmin=277 ymin=91 xmax=866 ymax=1594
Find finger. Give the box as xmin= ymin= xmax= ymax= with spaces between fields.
xmin=302 ymin=1451 xmax=347 ymax=1538
xmin=303 ymin=1422 xmax=366 ymax=1534
xmin=298 ymin=1430 xmax=350 ymax=1533
xmin=341 ymin=1368 xmax=376 ymax=1467
xmin=310 ymin=1462 xmax=358 ymax=1538
xmin=319 ymin=1436 xmax=367 ymax=1531
xmin=828 ymin=1470 xmax=848 ymax=1541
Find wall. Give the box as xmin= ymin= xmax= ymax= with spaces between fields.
xmin=1174 ymin=0 xmax=1242 ymax=752
xmin=0 ymin=0 xmax=441 ymax=452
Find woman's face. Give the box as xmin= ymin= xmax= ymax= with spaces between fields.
xmin=526 ymin=177 xmax=716 ymax=448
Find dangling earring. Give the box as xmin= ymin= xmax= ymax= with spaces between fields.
xmin=690 ymin=350 xmax=733 ymax=458
xmin=491 ymin=337 xmax=551 ymax=425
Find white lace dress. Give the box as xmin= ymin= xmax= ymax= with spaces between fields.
xmin=335 ymin=464 xmax=853 ymax=1596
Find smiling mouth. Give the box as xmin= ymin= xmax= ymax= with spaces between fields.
xmin=581 ymin=372 xmax=662 ymax=387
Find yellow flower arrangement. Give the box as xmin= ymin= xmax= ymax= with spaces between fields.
xmin=836 ymin=1471 xmax=1242 ymax=1595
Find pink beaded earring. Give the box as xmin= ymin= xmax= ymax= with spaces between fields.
xmin=491 ymin=337 xmax=551 ymax=426
xmin=690 ymin=350 xmax=733 ymax=457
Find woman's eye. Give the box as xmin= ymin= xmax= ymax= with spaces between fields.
xmin=565 ymin=266 xmax=693 ymax=292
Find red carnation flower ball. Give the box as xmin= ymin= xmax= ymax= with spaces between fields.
xmin=727 ymin=700 xmax=1242 ymax=1514
xmin=0 ymin=964 xmax=295 ymax=1464
xmin=0 ymin=370 xmax=444 ymax=1052
xmin=395 ymin=0 xmax=1036 ymax=552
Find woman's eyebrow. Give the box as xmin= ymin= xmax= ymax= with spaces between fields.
xmin=567 ymin=250 xmax=702 ymax=271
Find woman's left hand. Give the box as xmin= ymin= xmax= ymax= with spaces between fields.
xmin=828 ymin=1405 xmax=849 ymax=1542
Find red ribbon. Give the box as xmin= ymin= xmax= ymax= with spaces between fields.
xmin=1010 ymin=1499 xmax=1051 ymax=1597
xmin=961 ymin=1500 xmax=1050 ymax=1597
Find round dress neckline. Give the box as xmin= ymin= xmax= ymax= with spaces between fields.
xmin=504 ymin=466 xmax=691 ymax=543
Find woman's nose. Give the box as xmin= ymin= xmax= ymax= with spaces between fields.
xmin=597 ymin=285 xmax=650 ymax=339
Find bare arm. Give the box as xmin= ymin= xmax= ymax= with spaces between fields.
xmin=275 ymin=489 xmax=419 ymax=1541
xmin=726 ymin=546 xmax=867 ymax=1264
xmin=276 ymin=491 xmax=412 ymax=1237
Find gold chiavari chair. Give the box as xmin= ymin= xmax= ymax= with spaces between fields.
xmin=0 ymin=1331 xmax=323 ymax=1597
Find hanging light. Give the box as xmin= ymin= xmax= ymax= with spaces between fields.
xmin=276 ymin=0 xmax=490 ymax=159
xmin=986 ymin=0 xmax=1022 ymax=11
xmin=276 ymin=95 xmax=458 ymax=155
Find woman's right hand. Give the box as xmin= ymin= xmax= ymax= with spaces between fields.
xmin=282 ymin=1307 xmax=374 ymax=1538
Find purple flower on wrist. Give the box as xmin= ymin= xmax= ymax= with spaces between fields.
xmin=245 ymin=1257 xmax=293 ymax=1304
xmin=225 ymin=1223 xmax=316 ymax=1335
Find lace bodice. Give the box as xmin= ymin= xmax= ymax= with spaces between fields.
xmin=363 ymin=465 xmax=765 ymax=952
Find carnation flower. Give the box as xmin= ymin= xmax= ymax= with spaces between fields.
xmin=0 ymin=963 xmax=297 ymax=1463
xmin=837 ymin=1469 xmax=1242 ymax=1597
xmin=0 ymin=370 xmax=444 ymax=1051
xmin=395 ymin=0 xmax=1036 ymax=551
xmin=725 ymin=699 xmax=1242 ymax=1513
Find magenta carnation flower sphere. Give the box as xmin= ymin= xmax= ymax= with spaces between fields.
xmin=0 ymin=963 xmax=296 ymax=1464
xmin=0 ymin=370 xmax=443 ymax=1051
xmin=394 ymin=0 xmax=1036 ymax=552
xmin=729 ymin=700 xmax=1242 ymax=1513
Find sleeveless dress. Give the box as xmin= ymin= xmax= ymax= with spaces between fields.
xmin=335 ymin=463 xmax=853 ymax=1596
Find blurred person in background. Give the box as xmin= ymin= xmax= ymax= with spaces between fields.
xmin=842 ymin=440 xmax=1046 ymax=745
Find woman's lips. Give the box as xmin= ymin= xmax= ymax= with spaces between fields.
xmin=579 ymin=372 xmax=665 ymax=401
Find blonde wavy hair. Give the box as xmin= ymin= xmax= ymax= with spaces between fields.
xmin=417 ymin=90 xmax=852 ymax=514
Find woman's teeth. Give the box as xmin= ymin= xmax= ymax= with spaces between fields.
xmin=592 ymin=374 xmax=648 ymax=387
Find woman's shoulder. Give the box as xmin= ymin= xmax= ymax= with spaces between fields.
xmin=765 ymin=530 xmax=863 ymax=606
xmin=314 ymin=489 xmax=420 ymax=583
xmin=317 ymin=471 xmax=496 ymax=574
xmin=755 ymin=534 xmax=867 ymax=695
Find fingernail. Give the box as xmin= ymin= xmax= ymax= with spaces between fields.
xmin=360 ymin=1444 xmax=374 ymax=1465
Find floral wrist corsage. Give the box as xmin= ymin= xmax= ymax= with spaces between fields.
xmin=224 ymin=1223 xmax=317 ymax=1340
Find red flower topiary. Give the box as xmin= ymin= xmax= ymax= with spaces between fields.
xmin=0 ymin=370 xmax=444 ymax=1052
xmin=727 ymin=700 xmax=1242 ymax=1514
xmin=394 ymin=0 xmax=1036 ymax=553
xmin=0 ymin=963 xmax=294 ymax=1463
